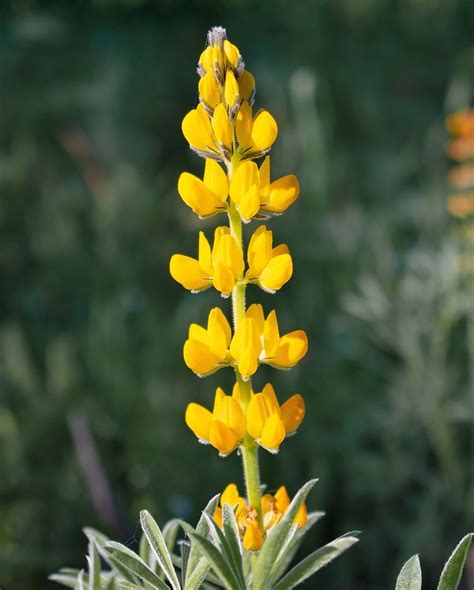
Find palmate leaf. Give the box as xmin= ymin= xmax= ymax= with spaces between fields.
xmin=252 ymin=479 xmax=318 ymax=590
xmin=105 ymin=541 xmax=169 ymax=589
xmin=395 ymin=555 xmax=422 ymax=590
xmin=140 ymin=510 xmax=181 ymax=590
xmin=272 ymin=532 xmax=359 ymax=590
xmin=437 ymin=533 xmax=473 ymax=590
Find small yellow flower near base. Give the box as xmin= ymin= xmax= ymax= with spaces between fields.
xmin=243 ymin=519 xmax=264 ymax=551
xmin=185 ymin=387 xmax=245 ymax=456
xmin=445 ymin=109 xmax=474 ymax=137
xmin=247 ymin=383 xmax=305 ymax=452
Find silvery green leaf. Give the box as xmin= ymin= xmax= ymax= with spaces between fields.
xmin=49 ymin=571 xmax=79 ymax=588
xmin=75 ymin=569 xmax=85 ymax=590
xmin=84 ymin=528 xmax=137 ymax=583
xmin=222 ymin=504 xmax=245 ymax=588
xmin=253 ymin=479 xmax=318 ymax=590
xmin=105 ymin=541 xmax=169 ymax=589
xmin=271 ymin=511 xmax=325 ymax=582
xmin=187 ymin=531 xmax=243 ymax=590
xmin=180 ymin=540 xmax=191 ymax=587
xmin=182 ymin=494 xmax=219 ymax=588
xmin=395 ymin=555 xmax=422 ymax=590
xmin=437 ymin=533 xmax=473 ymax=590
xmin=140 ymin=510 xmax=181 ymax=590
xmin=87 ymin=540 xmax=101 ymax=590
xmin=114 ymin=583 xmax=147 ymax=590
xmin=184 ymin=495 xmax=219 ymax=579
xmin=172 ymin=547 xmax=225 ymax=590
xmin=272 ymin=533 xmax=359 ymax=590
xmin=163 ymin=519 xmax=181 ymax=553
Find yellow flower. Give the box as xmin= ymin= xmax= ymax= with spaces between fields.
xmin=230 ymin=316 xmax=261 ymax=379
xmin=235 ymin=101 xmax=278 ymax=156
xmin=185 ymin=387 xmax=246 ymax=456
xmin=183 ymin=307 xmax=232 ymax=376
xmin=447 ymin=193 xmax=474 ymax=218
xmin=246 ymin=225 xmax=293 ymax=293
xmin=229 ymin=157 xmax=300 ymax=222
xmin=246 ymin=303 xmax=309 ymax=370
xmin=445 ymin=109 xmax=474 ymax=137
xmin=247 ymin=383 xmax=305 ymax=452
xmin=182 ymin=103 xmax=234 ymax=159
xmin=213 ymin=483 xmax=308 ymax=551
xmin=178 ymin=159 xmax=228 ymax=218
xmin=199 ymin=32 xmax=242 ymax=77
xmin=170 ymin=227 xmax=244 ymax=297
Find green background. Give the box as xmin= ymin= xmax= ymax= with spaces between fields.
xmin=1 ymin=0 xmax=473 ymax=588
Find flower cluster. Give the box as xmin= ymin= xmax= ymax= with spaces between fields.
xmin=170 ymin=26 xmax=309 ymax=550
xmin=213 ymin=483 xmax=308 ymax=551
xmin=446 ymin=109 xmax=474 ymax=275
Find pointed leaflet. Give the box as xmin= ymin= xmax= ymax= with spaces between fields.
xmin=437 ymin=533 xmax=473 ymax=590
xmin=184 ymin=494 xmax=219 ymax=583
xmin=105 ymin=541 xmax=169 ymax=590
xmin=272 ymin=533 xmax=359 ymax=590
xmin=140 ymin=510 xmax=181 ymax=590
xmin=49 ymin=570 xmax=81 ymax=589
xmin=163 ymin=519 xmax=181 ymax=553
xmin=75 ymin=570 xmax=85 ymax=590
xmin=253 ymin=479 xmax=318 ymax=590
xmin=395 ymin=555 xmax=422 ymax=590
xmin=183 ymin=525 xmax=243 ymax=590
xmin=84 ymin=528 xmax=137 ymax=583
xmin=271 ymin=511 xmax=326 ymax=583
xmin=87 ymin=540 xmax=101 ymax=590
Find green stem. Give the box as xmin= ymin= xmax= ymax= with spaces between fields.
xmin=226 ymin=187 xmax=263 ymax=525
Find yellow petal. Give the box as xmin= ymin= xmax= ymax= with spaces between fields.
xmin=252 ymin=110 xmax=278 ymax=151
xmin=213 ymin=506 xmax=223 ymax=528
xmin=264 ymin=175 xmax=300 ymax=213
xmin=177 ymin=172 xmax=222 ymax=218
xmin=198 ymin=231 xmax=213 ymax=276
xmin=270 ymin=330 xmax=308 ymax=369
xmin=263 ymin=310 xmax=280 ymax=358
xmin=238 ymin=70 xmax=255 ymax=102
xmin=281 ymin=394 xmax=305 ymax=434
xmin=232 ymin=382 xmax=242 ymax=403
xmin=243 ymin=522 xmax=263 ymax=551
xmin=224 ymin=70 xmax=240 ymax=109
xmin=247 ymin=226 xmax=272 ymax=277
xmin=213 ymin=262 xmax=236 ymax=296
xmin=212 ymin=103 xmax=232 ymax=150
xmin=182 ymin=104 xmax=214 ymax=152
xmin=212 ymin=234 xmax=244 ymax=279
xmin=209 ymin=420 xmax=239 ymax=455
xmin=169 ymin=254 xmax=210 ymax=292
xmin=259 ymin=253 xmax=293 ymax=292
xmin=223 ymin=40 xmax=240 ymax=68
xmin=183 ymin=340 xmax=219 ymax=376
xmin=213 ymin=387 xmax=226 ymax=414
xmin=261 ymin=383 xmax=281 ymax=415
xmin=245 ymin=304 xmax=265 ymax=335
xmin=235 ymin=101 xmax=253 ymax=150
xmin=185 ymin=403 xmax=212 ymax=441
xmin=229 ymin=160 xmax=259 ymax=205
xmin=207 ymin=307 xmax=232 ymax=358
xmin=239 ymin=185 xmax=260 ymax=222
xmin=274 ymin=487 xmax=291 ymax=513
xmin=272 ymin=244 xmax=290 ymax=257
xmin=247 ymin=393 xmax=266 ymax=439
xmin=294 ymin=503 xmax=308 ymax=528
xmin=188 ymin=323 xmax=207 ymax=343
xmin=230 ymin=318 xmax=260 ymax=378
xmin=216 ymin=397 xmax=246 ymax=441
xmin=203 ymin=159 xmax=229 ymax=204
xmin=221 ymin=483 xmax=242 ymax=508
xmin=260 ymin=415 xmax=286 ymax=451
xmin=198 ymin=71 xmax=220 ymax=109
xmin=259 ymin=156 xmax=271 ymax=195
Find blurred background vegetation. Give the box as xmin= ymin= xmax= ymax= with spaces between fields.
xmin=1 ymin=0 xmax=473 ymax=588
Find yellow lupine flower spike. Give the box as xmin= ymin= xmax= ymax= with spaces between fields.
xmin=247 ymin=383 xmax=305 ymax=453
xmin=183 ymin=307 xmax=232 ymax=376
xmin=178 ymin=159 xmax=228 ymax=218
xmin=170 ymin=227 xmax=244 ymax=297
xmin=247 ymin=225 xmax=293 ymax=293
xmin=185 ymin=387 xmax=245 ymax=456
